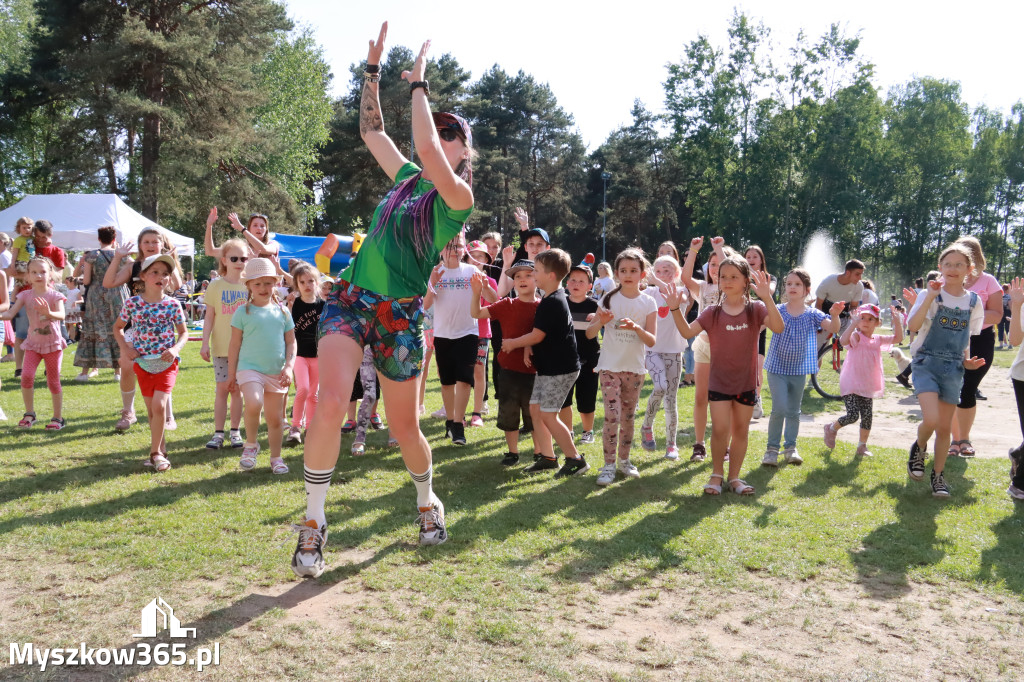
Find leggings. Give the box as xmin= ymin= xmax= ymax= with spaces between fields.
xmin=1014 ymin=378 xmax=1024 ymax=442
xmin=959 ymin=326 xmax=995 ymax=409
xmin=291 ymin=356 xmax=319 ymax=429
xmin=355 ymin=346 xmax=377 ymax=442
xmin=600 ymin=370 xmax=644 ymax=464
xmin=22 ymin=349 xmax=63 ymax=394
xmin=642 ymin=351 xmax=682 ymax=446
xmin=838 ymin=394 xmax=873 ymax=431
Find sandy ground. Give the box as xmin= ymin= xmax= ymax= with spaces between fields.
xmin=750 ymin=363 xmax=1020 ymax=459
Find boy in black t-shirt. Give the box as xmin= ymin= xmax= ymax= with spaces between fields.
xmin=563 ymin=265 xmax=600 ymax=444
xmin=501 ymin=249 xmax=588 ymax=477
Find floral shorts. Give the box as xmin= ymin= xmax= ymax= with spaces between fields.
xmin=319 ymin=281 xmax=424 ymax=383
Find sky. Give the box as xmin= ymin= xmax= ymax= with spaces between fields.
xmin=284 ymin=0 xmax=1024 ymax=149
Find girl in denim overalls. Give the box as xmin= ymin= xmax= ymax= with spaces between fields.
xmin=906 ymin=244 xmax=986 ymax=497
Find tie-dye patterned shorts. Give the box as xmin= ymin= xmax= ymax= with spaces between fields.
xmin=319 ymin=281 xmax=424 ymax=382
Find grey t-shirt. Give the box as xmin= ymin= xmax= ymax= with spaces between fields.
xmin=815 ymin=274 xmax=864 ymax=313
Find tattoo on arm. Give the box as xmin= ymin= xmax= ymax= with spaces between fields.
xmin=360 ymin=82 xmax=384 ymax=135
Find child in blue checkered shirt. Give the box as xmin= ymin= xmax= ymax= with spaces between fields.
xmin=762 ymin=268 xmax=843 ymax=466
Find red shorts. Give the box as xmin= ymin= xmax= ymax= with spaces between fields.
xmin=133 ymin=361 xmax=179 ymax=397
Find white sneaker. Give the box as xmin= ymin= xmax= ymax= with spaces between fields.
xmin=595 ymin=464 xmax=617 ymax=486
xmin=580 ymin=430 xmax=595 ymax=444
xmin=664 ymin=446 xmax=679 ymax=461
xmin=784 ymin=447 xmax=803 ymax=465
xmin=617 ymin=459 xmax=640 ymax=478
xmin=418 ymin=493 xmax=448 ymax=546
xmin=0 ymin=405 xmax=6 ymax=420
xmin=431 ymin=406 xmax=447 ymax=419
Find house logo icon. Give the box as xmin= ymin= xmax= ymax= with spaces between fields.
xmin=132 ymin=598 xmax=197 ymax=639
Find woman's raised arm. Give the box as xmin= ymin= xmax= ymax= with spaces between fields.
xmin=360 ymin=22 xmax=408 ymax=181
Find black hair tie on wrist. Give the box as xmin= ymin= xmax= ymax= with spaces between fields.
xmin=409 ymin=80 xmax=429 ymax=96
xmin=365 ymin=64 xmax=380 ymax=74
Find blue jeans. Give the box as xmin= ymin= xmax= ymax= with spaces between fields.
xmin=766 ymin=372 xmax=807 ymax=450
xmin=683 ymin=336 xmax=695 ymax=376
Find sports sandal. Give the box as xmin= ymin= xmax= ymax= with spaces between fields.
xmin=45 ymin=417 xmax=66 ymax=431
xmin=703 ymin=473 xmax=724 ymax=496
xmin=270 ymin=457 xmax=289 ymax=475
xmin=150 ymin=453 xmax=171 ymax=472
xmin=947 ymin=440 xmax=962 ymax=457
xmin=17 ymin=413 xmax=37 ymax=428
xmin=958 ymin=440 xmax=976 ymax=458
xmin=728 ymin=478 xmax=755 ymax=495
xmin=351 ymin=441 xmax=366 ymax=456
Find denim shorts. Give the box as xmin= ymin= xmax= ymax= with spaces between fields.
xmin=911 ymin=354 xmax=964 ymax=405
xmin=319 ymin=281 xmax=424 ymax=383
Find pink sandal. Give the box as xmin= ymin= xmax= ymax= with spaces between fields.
xmin=18 ymin=413 xmax=36 ymax=428
xmin=270 ymin=457 xmax=289 ymax=474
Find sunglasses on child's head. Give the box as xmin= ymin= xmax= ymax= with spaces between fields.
xmin=437 ymin=128 xmax=459 ymax=143
xmin=228 ymin=256 xmax=249 ymax=263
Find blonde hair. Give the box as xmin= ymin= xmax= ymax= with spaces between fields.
xmin=954 ymin=236 xmax=985 ymax=274
xmin=14 ymin=217 xmax=33 ymax=234
xmin=652 ymin=254 xmax=682 ymax=282
xmin=244 ymin=276 xmax=281 ymax=313
xmin=596 ymin=262 xmax=612 ymax=279
xmin=27 ymin=256 xmax=57 ymax=287
xmin=218 ymin=238 xmax=248 ymax=275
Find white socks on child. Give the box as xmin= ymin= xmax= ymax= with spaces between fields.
xmin=304 ymin=465 xmax=334 ymax=528
xmin=121 ymin=390 xmax=135 ymax=412
xmin=408 ymin=466 xmax=433 ymax=509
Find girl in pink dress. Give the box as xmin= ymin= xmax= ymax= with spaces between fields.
xmin=823 ymin=304 xmax=904 ymax=456
xmin=0 ymin=258 xmax=67 ymax=429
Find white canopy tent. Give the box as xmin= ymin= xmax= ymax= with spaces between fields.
xmin=0 ymin=193 xmax=195 ymax=256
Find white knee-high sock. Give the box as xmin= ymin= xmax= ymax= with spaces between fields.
xmin=408 ymin=466 xmax=433 ymax=509
xmin=304 ymin=465 xmax=334 ymax=528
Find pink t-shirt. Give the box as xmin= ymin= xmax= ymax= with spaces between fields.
xmin=697 ymin=302 xmax=768 ymax=395
xmin=477 ymin=275 xmax=498 ymax=339
xmin=17 ymin=289 xmax=67 ymax=354
xmin=839 ymin=330 xmax=895 ymax=399
xmin=968 ymin=272 xmax=1002 ymax=330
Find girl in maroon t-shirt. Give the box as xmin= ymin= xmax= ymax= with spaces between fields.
xmin=666 ymin=255 xmax=784 ymax=496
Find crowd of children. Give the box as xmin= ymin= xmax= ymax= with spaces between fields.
xmin=5 ymin=209 xmax=1024 ymax=576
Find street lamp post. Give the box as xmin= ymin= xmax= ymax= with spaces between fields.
xmin=601 ymin=171 xmax=611 ymax=263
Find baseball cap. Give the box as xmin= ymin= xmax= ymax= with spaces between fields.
xmin=506 ymin=259 xmax=535 ymax=279
xmin=139 ymin=254 xmax=177 ymax=274
xmin=856 ymin=304 xmax=881 ymax=320
xmin=523 ymin=228 xmax=550 ymax=245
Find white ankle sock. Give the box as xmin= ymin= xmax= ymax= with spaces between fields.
xmin=304 ymin=465 xmax=334 ymax=528
xmin=121 ymin=390 xmax=135 ymax=412
xmin=408 ymin=466 xmax=433 ymax=509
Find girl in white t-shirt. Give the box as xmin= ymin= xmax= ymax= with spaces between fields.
xmin=640 ymin=255 xmax=688 ymax=461
xmin=680 ymin=236 xmax=730 ymax=462
xmin=593 ymin=262 xmax=614 ymax=301
xmin=905 ymin=244 xmax=986 ymax=498
xmin=587 ymin=248 xmax=657 ymax=487
xmin=424 ymin=233 xmax=495 ymax=445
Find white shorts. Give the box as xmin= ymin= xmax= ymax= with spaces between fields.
xmin=237 ymin=369 xmax=288 ymax=394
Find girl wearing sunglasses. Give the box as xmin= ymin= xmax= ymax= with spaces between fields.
xmin=204 ymin=207 xmax=280 ymax=261
xmin=291 ymin=22 xmax=475 ymax=578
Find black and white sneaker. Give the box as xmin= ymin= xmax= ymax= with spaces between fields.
xmin=450 ymin=421 xmax=467 ymax=446
xmin=291 ymin=519 xmax=328 ymax=578
xmin=444 ymin=419 xmax=453 ymax=439
xmin=500 ymin=452 xmax=521 ymax=466
xmin=908 ymin=440 xmax=926 ymax=481
xmin=524 ymin=456 xmax=558 ymax=474
xmin=930 ymin=469 xmax=951 ymax=498
xmin=555 ymin=456 xmax=589 ymax=478
xmin=418 ymin=494 xmax=448 ymax=546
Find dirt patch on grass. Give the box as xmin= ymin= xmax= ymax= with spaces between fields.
xmin=751 ymin=364 xmax=1019 ymax=460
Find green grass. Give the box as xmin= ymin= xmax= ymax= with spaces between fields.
xmin=1 ymin=342 xmax=1023 ymax=680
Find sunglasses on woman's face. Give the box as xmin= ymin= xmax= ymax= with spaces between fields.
xmin=437 ymin=128 xmax=459 ymax=143
xmin=228 ymin=256 xmax=249 ymax=263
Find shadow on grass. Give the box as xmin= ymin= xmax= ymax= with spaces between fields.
xmin=851 ymin=457 xmax=980 ymax=599
xmin=87 ymin=542 xmax=402 ymax=681
xmin=978 ymin=500 xmax=1024 ymax=593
